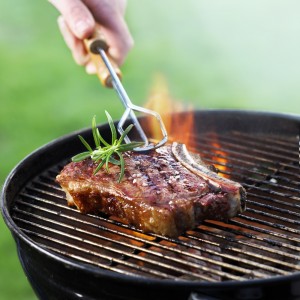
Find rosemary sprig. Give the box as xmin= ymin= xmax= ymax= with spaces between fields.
xmin=72 ymin=111 xmax=143 ymax=182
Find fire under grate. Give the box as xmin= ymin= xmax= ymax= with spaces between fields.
xmin=11 ymin=130 xmax=300 ymax=282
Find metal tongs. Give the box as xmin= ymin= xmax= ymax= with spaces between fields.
xmin=84 ymin=28 xmax=168 ymax=152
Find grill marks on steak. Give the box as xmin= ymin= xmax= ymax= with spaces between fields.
xmin=127 ymin=146 xmax=208 ymax=201
xmin=56 ymin=144 xmax=246 ymax=237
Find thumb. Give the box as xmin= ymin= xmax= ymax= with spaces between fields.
xmin=49 ymin=0 xmax=95 ymax=39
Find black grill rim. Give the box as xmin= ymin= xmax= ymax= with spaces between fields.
xmin=1 ymin=109 xmax=300 ymax=290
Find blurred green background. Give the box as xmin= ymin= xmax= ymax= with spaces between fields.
xmin=1 ymin=0 xmax=299 ymax=299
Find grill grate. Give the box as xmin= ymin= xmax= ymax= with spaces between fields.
xmin=11 ymin=130 xmax=300 ymax=282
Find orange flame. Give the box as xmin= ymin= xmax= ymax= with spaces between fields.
xmin=143 ymin=73 xmax=228 ymax=176
xmin=144 ymin=74 xmax=194 ymax=147
xmin=210 ymin=141 xmax=229 ymax=177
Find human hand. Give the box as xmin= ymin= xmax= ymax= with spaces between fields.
xmin=49 ymin=0 xmax=134 ymax=73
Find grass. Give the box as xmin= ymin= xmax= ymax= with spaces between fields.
xmin=1 ymin=0 xmax=300 ymax=299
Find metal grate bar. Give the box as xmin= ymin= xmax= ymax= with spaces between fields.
xmin=243 ymin=185 xmax=300 ymax=201
xmin=192 ymin=137 xmax=298 ymax=167
xmin=201 ymin=154 xmax=300 ymax=184
xmin=230 ymin=131 xmax=298 ymax=152
xmin=184 ymin=236 xmax=299 ymax=274
xmin=189 ymin=133 xmax=299 ymax=171
xmin=246 ymin=203 xmax=300 ymax=221
xmin=206 ymin=131 xmax=298 ymax=158
xmin=15 ymin=205 xmax=217 ymax=280
xmin=229 ymin=218 xmax=300 ymax=251
xmin=246 ymin=192 xmax=300 ymax=210
xmin=189 ymin=227 xmax=300 ymax=265
xmin=19 ymin=226 xmax=174 ymax=279
xmin=200 ymin=220 xmax=300 ymax=259
xmin=199 ymin=155 xmax=298 ymax=183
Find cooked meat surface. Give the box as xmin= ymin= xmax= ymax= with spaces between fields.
xmin=56 ymin=143 xmax=246 ymax=237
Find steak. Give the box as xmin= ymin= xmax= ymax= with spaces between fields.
xmin=56 ymin=143 xmax=246 ymax=237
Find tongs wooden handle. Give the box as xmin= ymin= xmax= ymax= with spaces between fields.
xmin=84 ymin=27 xmax=121 ymax=88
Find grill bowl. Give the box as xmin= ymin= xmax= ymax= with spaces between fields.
xmin=2 ymin=110 xmax=300 ymax=300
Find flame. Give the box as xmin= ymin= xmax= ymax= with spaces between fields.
xmin=143 ymin=73 xmax=229 ymax=177
xmin=210 ymin=141 xmax=229 ymax=178
xmin=144 ymin=73 xmax=194 ymax=147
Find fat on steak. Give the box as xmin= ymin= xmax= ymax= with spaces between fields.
xmin=56 ymin=143 xmax=246 ymax=237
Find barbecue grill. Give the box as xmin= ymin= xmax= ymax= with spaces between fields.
xmin=1 ymin=110 xmax=300 ymax=300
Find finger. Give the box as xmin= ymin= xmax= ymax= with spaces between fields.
xmin=57 ymin=16 xmax=90 ymax=66
xmin=83 ymin=0 xmax=133 ymax=65
xmin=117 ymin=0 xmax=127 ymax=16
xmin=57 ymin=15 xmax=75 ymax=50
xmin=49 ymin=0 xmax=95 ymax=39
xmin=104 ymin=16 xmax=134 ymax=65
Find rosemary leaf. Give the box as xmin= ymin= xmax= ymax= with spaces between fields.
xmin=118 ymin=124 xmax=134 ymax=145
xmin=92 ymin=116 xmax=100 ymax=148
xmin=72 ymin=151 xmax=91 ymax=162
xmin=105 ymin=110 xmax=117 ymax=144
xmin=78 ymin=135 xmax=93 ymax=152
xmin=115 ymin=151 xmax=125 ymax=183
xmin=109 ymin=156 xmax=121 ymax=165
xmin=72 ymin=112 xmax=144 ymax=182
xmin=117 ymin=142 xmax=144 ymax=152
xmin=93 ymin=160 xmax=106 ymax=175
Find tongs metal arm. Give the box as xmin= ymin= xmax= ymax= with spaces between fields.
xmin=97 ymin=48 xmax=148 ymax=147
xmin=84 ymin=27 xmax=168 ymax=151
